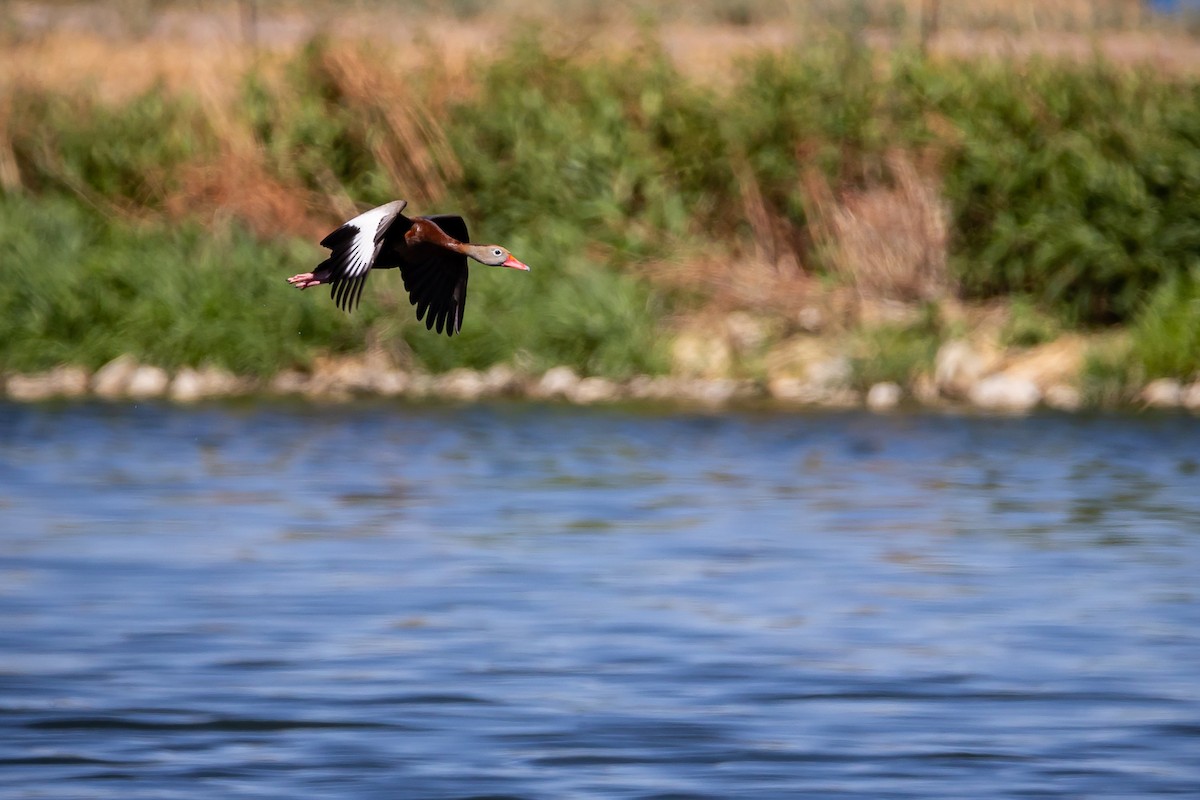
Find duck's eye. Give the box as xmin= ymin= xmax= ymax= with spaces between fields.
xmin=493 ymin=249 xmax=503 ymax=257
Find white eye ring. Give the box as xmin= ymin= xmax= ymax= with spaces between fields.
xmin=493 ymin=249 xmax=502 ymax=257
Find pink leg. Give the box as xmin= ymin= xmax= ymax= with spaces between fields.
xmin=287 ymin=272 xmax=324 ymax=290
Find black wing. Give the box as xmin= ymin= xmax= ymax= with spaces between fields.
xmin=396 ymin=215 xmax=471 ymax=337
xmin=313 ymin=200 xmax=409 ymax=313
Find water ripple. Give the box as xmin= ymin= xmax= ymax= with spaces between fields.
xmin=1 ymin=402 xmax=1199 ymax=798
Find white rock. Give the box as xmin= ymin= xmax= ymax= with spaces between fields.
xmin=1141 ymin=378 xmax=1183 ymax=408
xmin=5 ymin=366 xmax=90 ymax=401
xmin=683 ymin=378 xmax=739 ymax=406
xmin=967 ymin=374 xmax=1041 ymax=413
xmin=807 ymin=356 xmax=852 ymax=390
xmin=569 ymin=377 xmax=620 ymax=404
xmin=480 ymin=364 xmax=521 ymax=395
xmin=767 ymin=376 xmax=814 ymax=403
xmin=768 ymin=375 xmax=855 ymax=407
xmin=175 ymin=365 xmax=245 ymax=400
xmin=1044 ymin=383 xmax=1083 ymax=412
xmin=126 ymin=365 xmax=169 ymax=399
xmin=1002 ymin=336 xmax=1087 ymax=390
xmin=59 ymin=366 xmax=91 ymax=397
xmin=269 ymin=370 xmax=310 ymax=396
xmin=765 ymin=338 xmax=843 ymax=383
xmin=866 ymin=382 xmax=902 ymax=411
xmin=92 ymin=355 xmax=139 ymax=398
xmin=405 ymin=373 xmax=434 ymax=398
xmin=435 ymin=369 xmax=487 ymax=401
xmin=626 ymin=375 xmax=678 ymax=400
xmin=768 ymin=378 xmax=834 ymax=405
xmin=170 ymin=368 xmax=204 ymax=402
xmin=334 ymin=362 xmax=375 ymax=393
xmin=671 ymin=328 xmax=732 ymax=378
xmin=372 ymin=370 xmax=409 ymax=397
xmin=533 ymin=366 xmax=579 ymax=400
xmin=935 ymin=340 xmax=999 ymax=398
xmin=1183 ymin=382 xmax=1200 ymax=411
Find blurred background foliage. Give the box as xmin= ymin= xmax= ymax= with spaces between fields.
xmin=2 ymin=0 xmax=1199 ymax=386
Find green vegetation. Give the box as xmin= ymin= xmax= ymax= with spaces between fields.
xmin=3 ymin=32 xmax=1200 ymax=392
xmin=1081 ymin=339 xmax=1139 ymax=408
xmin=0 ymin=195 xmax=369 ymax=376
xmin=1001 ymin=297 xmax=1062 ymax=349
xmin=1130 ymin=271 xmax=1200 ymax=381
xmin=849 ymin=306 xmax=942 ymax=389
xmin=932 ymin=61 xmax=1200 ymax=324
xmin=9 ymin=87 xmax=212 ymax=207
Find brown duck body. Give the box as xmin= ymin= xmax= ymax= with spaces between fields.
xmin=286 ymin=200 xmax=529 ymax=337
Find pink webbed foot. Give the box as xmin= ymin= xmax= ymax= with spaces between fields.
xmin=287 ymin=273 xmax=323 ymax=290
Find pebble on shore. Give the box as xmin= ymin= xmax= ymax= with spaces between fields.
xmin=1141 ymin=378 xmax=1184 ymax=408
xmin=4 ymin=366 xmax=90 ymax=402
xmin=2 ymin=350 xmax=1197 ymax=414
xmin=866 ymin=382 xmax=902 ymax=412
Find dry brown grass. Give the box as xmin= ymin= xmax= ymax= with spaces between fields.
xmin=646 ymin=249 xmax=828 ymax=320
xmin=167 ymin=155 xmax=327 ymax=239
xmin=811 ymin=152 xmax=952 ymax=305
xmin=316 ymin=46 xmax=460 ymax=210
xmin=0 ymin=32 xmax=253 ymax=102
xmin=0 ymin=31 xmax=472 ymax=237
xmin=0 ymin=95 xmax=21 ymax=193
xmin=5 ymin=0 xmax=1200 ymax=107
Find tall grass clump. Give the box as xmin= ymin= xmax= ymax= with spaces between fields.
xmin=1128 ymin=270 xmax=1200 ymax=380
xmin=849 ymin=305 xmax=943 ymax=388
xmin=242 ymin=38 xmax=458 ymax=213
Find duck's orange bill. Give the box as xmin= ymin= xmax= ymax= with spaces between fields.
xmin=502 ymin=255 xmax=531 ymax=271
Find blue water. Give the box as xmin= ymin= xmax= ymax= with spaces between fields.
xmin=1 ymin=401 xmax=1198 ymax=798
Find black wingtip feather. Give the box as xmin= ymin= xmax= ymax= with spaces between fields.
xmin=320 ymin=224 xmax=357 ymax=251
xmin=329 ymin=276 xmax=364 ymax=314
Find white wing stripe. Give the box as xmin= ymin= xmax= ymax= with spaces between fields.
xmin=337 ymin=200 xmax=407 ymax=279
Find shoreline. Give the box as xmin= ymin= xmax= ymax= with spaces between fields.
xmin=5 ymin=352 xmax=1199 ymax=414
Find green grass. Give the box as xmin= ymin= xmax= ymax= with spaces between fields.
xmin=8 ymin=86 xmax=212 ymax=208
xmin=0 ymin=195 xmax=373 ymax=376
xmin=849 ymin=306 xmax=943 ymax=389
xmin=1129 ymin=269 xmax=1200 ymax=381
xmin=1000 ymin=296 xmax=1062 ymax=348
xmin=0 ymin=194 xmax=667 ymax=379
xmin=1081 ymin=339 xmax=1139 ymax=408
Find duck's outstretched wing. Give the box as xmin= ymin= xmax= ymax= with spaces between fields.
xmin=314 ymin=200 xmax=409 ymax=313
xmin=397 ymin=215 xmax=470 ymax=337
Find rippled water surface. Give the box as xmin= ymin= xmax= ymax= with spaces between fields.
xmin=2 ymin=401 xmax=1199 ymax=798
